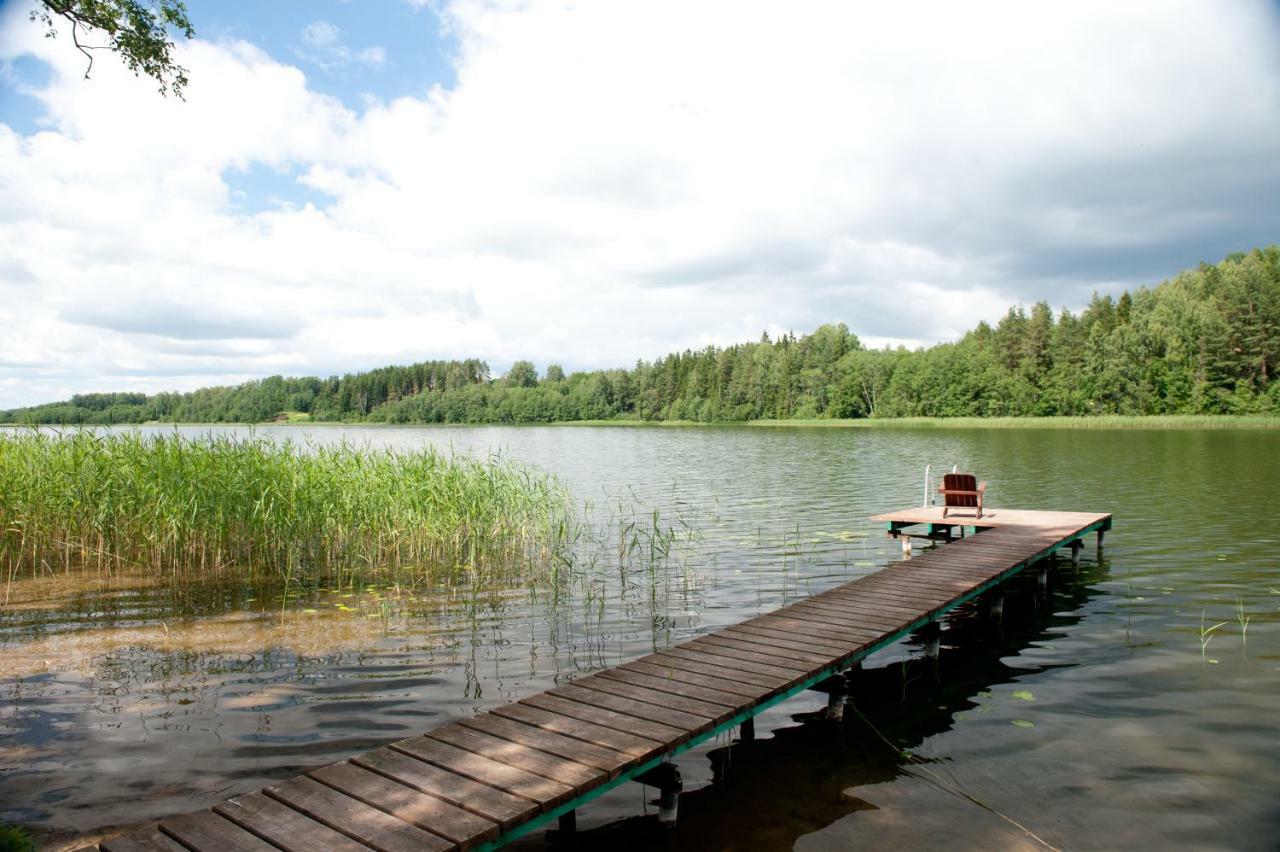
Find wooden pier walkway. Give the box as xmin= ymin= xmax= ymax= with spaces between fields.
xmin=89 ymin=506 xmax=1110 ymax=852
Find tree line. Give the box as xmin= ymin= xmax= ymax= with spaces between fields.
xmin=6 ymin=247 xmax=1278 ymax=425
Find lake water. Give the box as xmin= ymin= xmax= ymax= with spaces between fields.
xmin=2 ymin=424 xmax=1278 ymax=850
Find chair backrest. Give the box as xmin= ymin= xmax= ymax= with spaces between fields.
xmin=942 ymin=472 xmax=979 ymax=507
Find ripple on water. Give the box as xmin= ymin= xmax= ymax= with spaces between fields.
xmin=3 ymin=425 xmax=1280 ymax=849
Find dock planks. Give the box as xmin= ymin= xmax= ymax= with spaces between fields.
xmin=94 ymin=506 xmax=1110 ymax=851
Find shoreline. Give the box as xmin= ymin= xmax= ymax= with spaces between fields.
xmin=4 ymin=415 xmax=1279 ymax=430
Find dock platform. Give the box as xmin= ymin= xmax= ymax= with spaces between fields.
xmin=89 ymin=506 xmax=1111 ymax=851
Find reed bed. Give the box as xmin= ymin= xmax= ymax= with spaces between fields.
xmin=0 ymin=430 xmax=575 ymax=585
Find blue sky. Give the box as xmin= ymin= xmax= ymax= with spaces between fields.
xmin=1 ymin=0 xmax=456 ymax=112
xmin=1 ymin=1 xmax=1279 ymax=407
xmin=195 ymin=0 xmax=456 ymax=104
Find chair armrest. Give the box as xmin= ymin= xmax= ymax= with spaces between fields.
xmin=977 ymin=481 xmax=987 ymax=493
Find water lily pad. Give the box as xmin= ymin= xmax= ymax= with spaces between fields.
xmin=1011 ymin=690 xmax=1035 ymax=701
xmin=1011 ymin=719 xmax=1035 ymax=728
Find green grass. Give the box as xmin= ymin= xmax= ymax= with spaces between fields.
xmin=0 ymin=825 xmax=35 ymax=852
xmin=0 ymin=430 xmax=575 ymax=586
xmin=555 ymin=415 xmax=1280 ymax=429
xmin=748 ymin=415 xmax=1280 ymax=429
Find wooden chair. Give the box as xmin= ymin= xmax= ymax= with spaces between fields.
xmin=939 ymin=472 xmax=986 ymax=519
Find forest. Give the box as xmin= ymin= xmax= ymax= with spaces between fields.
xmin=5 ymin=247 xmax=1278 ymax=425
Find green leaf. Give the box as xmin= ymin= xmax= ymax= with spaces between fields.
xmin=1011 ymin=690 xmax=1035 ymax=701
xmin=1011 ymin=719 xmax=1035 ymax=728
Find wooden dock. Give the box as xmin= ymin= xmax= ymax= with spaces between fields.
xmin=89 ymin=506 xmax=1110 ymax=852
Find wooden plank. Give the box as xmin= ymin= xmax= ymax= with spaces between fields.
xmin=782 ymin=599 xmax=914 ymax=630
xmin=160 ymin=812 xmax=278 ymax=852
xmin=701 ymin=631 xmax=844 ymax=664
xmin=768 ymin=605 xmax=900 ymax=635
xmin=867 ymin=563 xmax=984 ymax=581
xmin=797 ymin=595 xmax=942 ymax=621
xmin=426 ymin=725 xmax=603 ymax=789
xmin=651 ymin=649 xmax=790 ymax=687
xmin=812 ymin=584 xmax=932 ymax=609
xmin=720 ymin=623 xmax=853 ymax=655
xmin=798 ymin=580 xmax=952 ymax=606
xmin=859 ymin=578 xmax=971 ymax=599
xmin=100 ymin=830 xmax=187 ymax=852
xmin=670 ymin=637 xmax=808 ymax=675
xmin=311 ymin=760 xmax=498 ymax=848
xmin=353 ymin=747 xmax=537 ymax=830
xmin=785 ymin=594 xmax=924 ymax=618
xmin=568 ymin=674 xmax=736 ymax=723
xmin=796 ymin=594 xmax=924 ymax=620
xmin=896 ymin=555 xmax=1023 ymax=574
xmin=521 ymin=692 xmax=690 ymax=745
xmin=851 ymin=574 xmax=973 ymax=596
xmin=661 ymin=644 xmax=805 ymax=681
xmin=717 ymin=626 xmax=857 ymax=660
xmin=214 ymin=791 xmax=369 ymax=852
xmin=266 ymin=775 xmax=452 ymax=852
xmin=685 ymin=636 xmax=815 ymax=671
xmin=390 ymin=736 xmax=575 ymax=809
xmin=593 ymin=667 xmax=749 ymax=708
xmin=621 ymin=659 xmax=765 ymax=698
xmin=549 ymin=683 xmax=714 ymax=730
xmin=458 ymin=714 xmax=633 ymax=775
xmin=490 ymin=702 xmax=664 ymax=759
xmin=747 ymin=614 xmax=881 ymax=645
xmin=694 ymin=633 xmax=834 ymax=667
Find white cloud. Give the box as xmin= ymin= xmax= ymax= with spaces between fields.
xmin=1 ymin=0 xmax=1279 ymax=406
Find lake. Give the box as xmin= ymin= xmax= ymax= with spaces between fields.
xmin=2 ymin=424 xmax=1278 ymax=850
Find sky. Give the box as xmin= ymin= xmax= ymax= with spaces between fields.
xmin=1 ymin=0 xmax=1279 ymax=408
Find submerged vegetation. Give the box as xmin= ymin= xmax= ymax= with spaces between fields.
xmin=4 ymin=247 xmax=1279 ymax=425
xmin=0 ymin=431 xmax=575 ymax=588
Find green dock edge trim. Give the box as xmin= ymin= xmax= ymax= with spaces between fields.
xmin=479 ymin=516 xmax=1111 ymax=850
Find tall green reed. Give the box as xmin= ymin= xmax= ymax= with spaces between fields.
xmin=0 ymin=430 xmax=575 ymax=589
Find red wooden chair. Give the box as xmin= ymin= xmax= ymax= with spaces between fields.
xmin=939 ymin=472 xmax=986 ymax=519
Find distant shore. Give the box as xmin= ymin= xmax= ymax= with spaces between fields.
xmin=6 ymin=415 xmax=1279 ymax=430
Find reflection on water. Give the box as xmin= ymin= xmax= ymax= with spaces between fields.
xmin=542 ymin=555 xmax=1113 ymax=851
xmin=2 ymin=425 xmax=1279 ymax=849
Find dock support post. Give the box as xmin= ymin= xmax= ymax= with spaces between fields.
xmin=922 ymin=621 xmax=941 ymax=661
xmin=989 ymin=593 xmax=1004 ymax=621
xmin=1070 ymin=539 xmax=1083 ymax=566
xmin=636 ymin=763 xmax=683 ymax=827
xmin=658 ymin=767 xmax=682 ymax=827
xmin=740 ymin=716 xmax=755 ymax=742
xmin=901 ymin=536 xmax=913 ymax=557
xmin=1097 ymin=529 xmax=1105 ymax=553
xmin=825 ymin=674 xmax=848 ymax=721
xmin=1037 ymin=567 xmax=1049 ymax=594
xmin=558 ymin=810 xmax=577 ymax=834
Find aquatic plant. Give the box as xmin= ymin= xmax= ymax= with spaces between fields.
xmin=1236 ymin=595 xmax=1251 ymax=648
xmin=0 ymin=430 xmax=575 ymax=590
xmin=1198 ymin=609 xmax=1228 ymax=662
xmin=0 ymin=824 xmax=35 ymax=852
